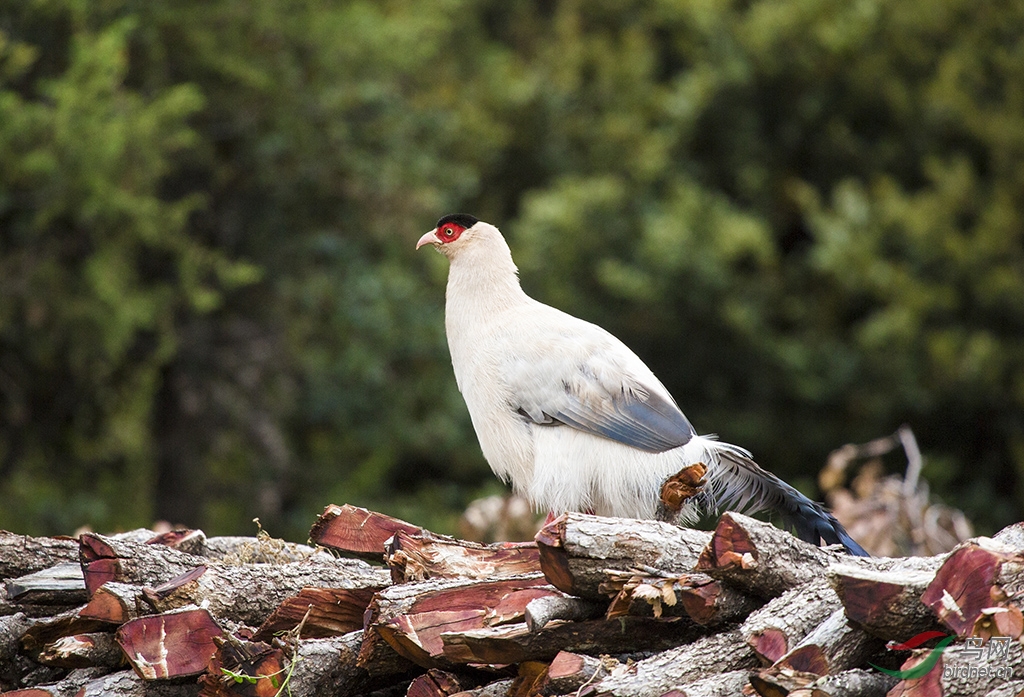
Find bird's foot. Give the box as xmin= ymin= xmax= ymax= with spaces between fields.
xmin=659 ymin=462 xmax=708 ymax=516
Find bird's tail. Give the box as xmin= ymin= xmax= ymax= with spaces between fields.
xmin=684 ymin=435 xmax=869 ymax=556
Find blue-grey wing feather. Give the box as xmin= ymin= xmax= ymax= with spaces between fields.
xmin=526 ymin=385 xmax=695 ymax=453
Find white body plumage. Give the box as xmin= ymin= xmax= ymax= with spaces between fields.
xmin=442 ymin=227 xmax=703 ymax=517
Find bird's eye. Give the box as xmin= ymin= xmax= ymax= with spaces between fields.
xmin=442 ymin=227 xmax=455 ymax=239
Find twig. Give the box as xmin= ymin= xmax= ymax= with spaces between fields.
xmin=897 ymin=425 xmax=923 ymax=497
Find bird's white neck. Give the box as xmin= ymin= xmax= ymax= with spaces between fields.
xmin=444 ymin=228 xmax=530 ymax=320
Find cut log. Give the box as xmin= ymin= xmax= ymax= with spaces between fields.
xmin=252 ymin=586 xmax=378 ymax=640
xmin=356 ymin=624 xmax=423 ymax=678
xmin=740 ymin=578 xmax=842 ymax=665
xmin=757 ymin=667 xmax=900 ymax=697
xmin=406 ymin=669 xmax=467 ymax=697
xmin=524 ymin=595 xmax=605 ymax=632
xmin=0 ymin=533 xmax=80 ymax=581
xmin=116 ymin=607 xmax=225 ymax=680
xmin=588 ymin=577 xmax=840 ymax=697
xmin=770 ymin=608 xmax=883 ymax=676
xmin=73 ymin=668 xmax=201 ymax=697
xmin=78 ymin=582 xmax=144 ymax=624
xmin=534 ymin=514 xmax=710 ymax=600
xmin=581 ymin=628 xmax=757 ymax=697
xmin=448 ymin=679 xmax=514 ymax=697
xmin=309 ymin=504 xmax=423 ymax=561
xmin=884 ymin=650 xmax=945 ymax=697
xmin=203 ymin=535 xmax=320 ymax=565
xmin=36 ymin=632 xmax=124 ymax=669
xmin=884 ymin=615 xmax=1024 ymax=697
xmin=200 ymin=630 xmax=415 ymax=697
xmin=660 ymin=669 xmax=752 ymax=697
xmin=828 ymin=556 xmax=946 ymax=642
xmin=128 ymin=558 xmax=388 ymax=628
xmin=19 ymin=606 xmax=112 ymax=655
xmin=992 ymin=522 xmax=1024 ymax=552
xmin=440 ymin=616 xmax=705 ymax=665
xmin=80 ymin=532 xmax=389 ymax=623
xmin=79 ymin=533 xmax=205 ymax=596
xmin=4 ymin=564 xmax=87 ymax=606
xmin=364 ymin=573 xmax=559 ymax=668
xmin=198 ymin=634 xmax=283 ymax=697
xmin=603 ymin=571 xmax=760 ymax=625
xmin=0 ymin=667 xmax=108 ymax=697
xmin=695 ymin=513 xmax=844 ymax=599
xmin=286 ymin=633 xmax=381 ymax=697
xmin=540 ymin=651 xmax=609 ymax=696
xmin=386 ymin=530 xmax=540 ymax=583
xmin=1 ymin=613 xmax=33 ymax=672
xmin=920 ymin=538 xmax=1024 ymax=638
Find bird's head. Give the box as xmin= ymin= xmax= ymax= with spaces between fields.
xmin=416 ymin=214 xmax=483 ymax=259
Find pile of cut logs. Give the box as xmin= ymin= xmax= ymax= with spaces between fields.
xmin=2 ymin=504 xmax=1023 ymax=697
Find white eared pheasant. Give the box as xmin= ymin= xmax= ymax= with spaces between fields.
xmin=417 ymin=213 xmax=867 ymax=555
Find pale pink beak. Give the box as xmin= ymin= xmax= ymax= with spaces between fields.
xmin=416 ymin=229 xmax=439 ymax=249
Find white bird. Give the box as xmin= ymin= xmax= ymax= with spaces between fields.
xmin=417 ymin=214 xmax=867 ymax=555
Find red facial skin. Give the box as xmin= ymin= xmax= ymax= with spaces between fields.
xmin=436 ymin=222 xmax=467 ymax=244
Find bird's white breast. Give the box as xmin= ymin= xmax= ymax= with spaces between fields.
xmin=445 ymin=284 xmax=537 ymax=493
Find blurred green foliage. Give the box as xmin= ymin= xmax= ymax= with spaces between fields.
xmin=1 ymin=0 xmax=1022 ymax=539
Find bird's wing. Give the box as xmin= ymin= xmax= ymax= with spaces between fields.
xmin=504 ymin=314 xmax=695 ymax=453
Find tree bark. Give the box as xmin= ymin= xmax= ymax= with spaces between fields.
xmin=75 ymin=669 xmax=201 ymax=697
xmin=0 ymin=534 xmax=80 ymax=583
xmin=524 ymin=595 xmax=605 ymax=632
xmin=588 ymin=577 xmax=841 ymax=697
xmin=740 ymin=578 xmax=842 ymax=665
xmin=448 ymin=679 xmax=514 ymax=697
xmin=0 ymin=667 xmax=109 ymax=697
xmin=79 ymin=533 xmax=207 ymax=596
xmin=117 ymin=556 xmax=388 ymax=628
xmin=1 ymin=612 xmax=33 ymax=670
xmin=201 ymin=535 xmax=319 ymax=564
xmin=659 ymin=669 xmax=753 ymax=697
xmin=770 ymin=608 xmax=884 ymax=676
xmin=534 ymin=513 xmax=710 ymax=600
xmin=695 ymin=513 xmax=844 ymax=599
xmin=804 ymin=668 xmax=898 ymax=697
xmin=78 ymin=581 xmax=145 ymax=624
xmin=583 ymin=628 xmax=758 ymax=697
xmin=440 ymin=616 xmax=706 ymax=665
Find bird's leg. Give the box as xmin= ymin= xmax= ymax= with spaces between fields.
xmin=656 ymin=462 xmax=708 ymax=523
